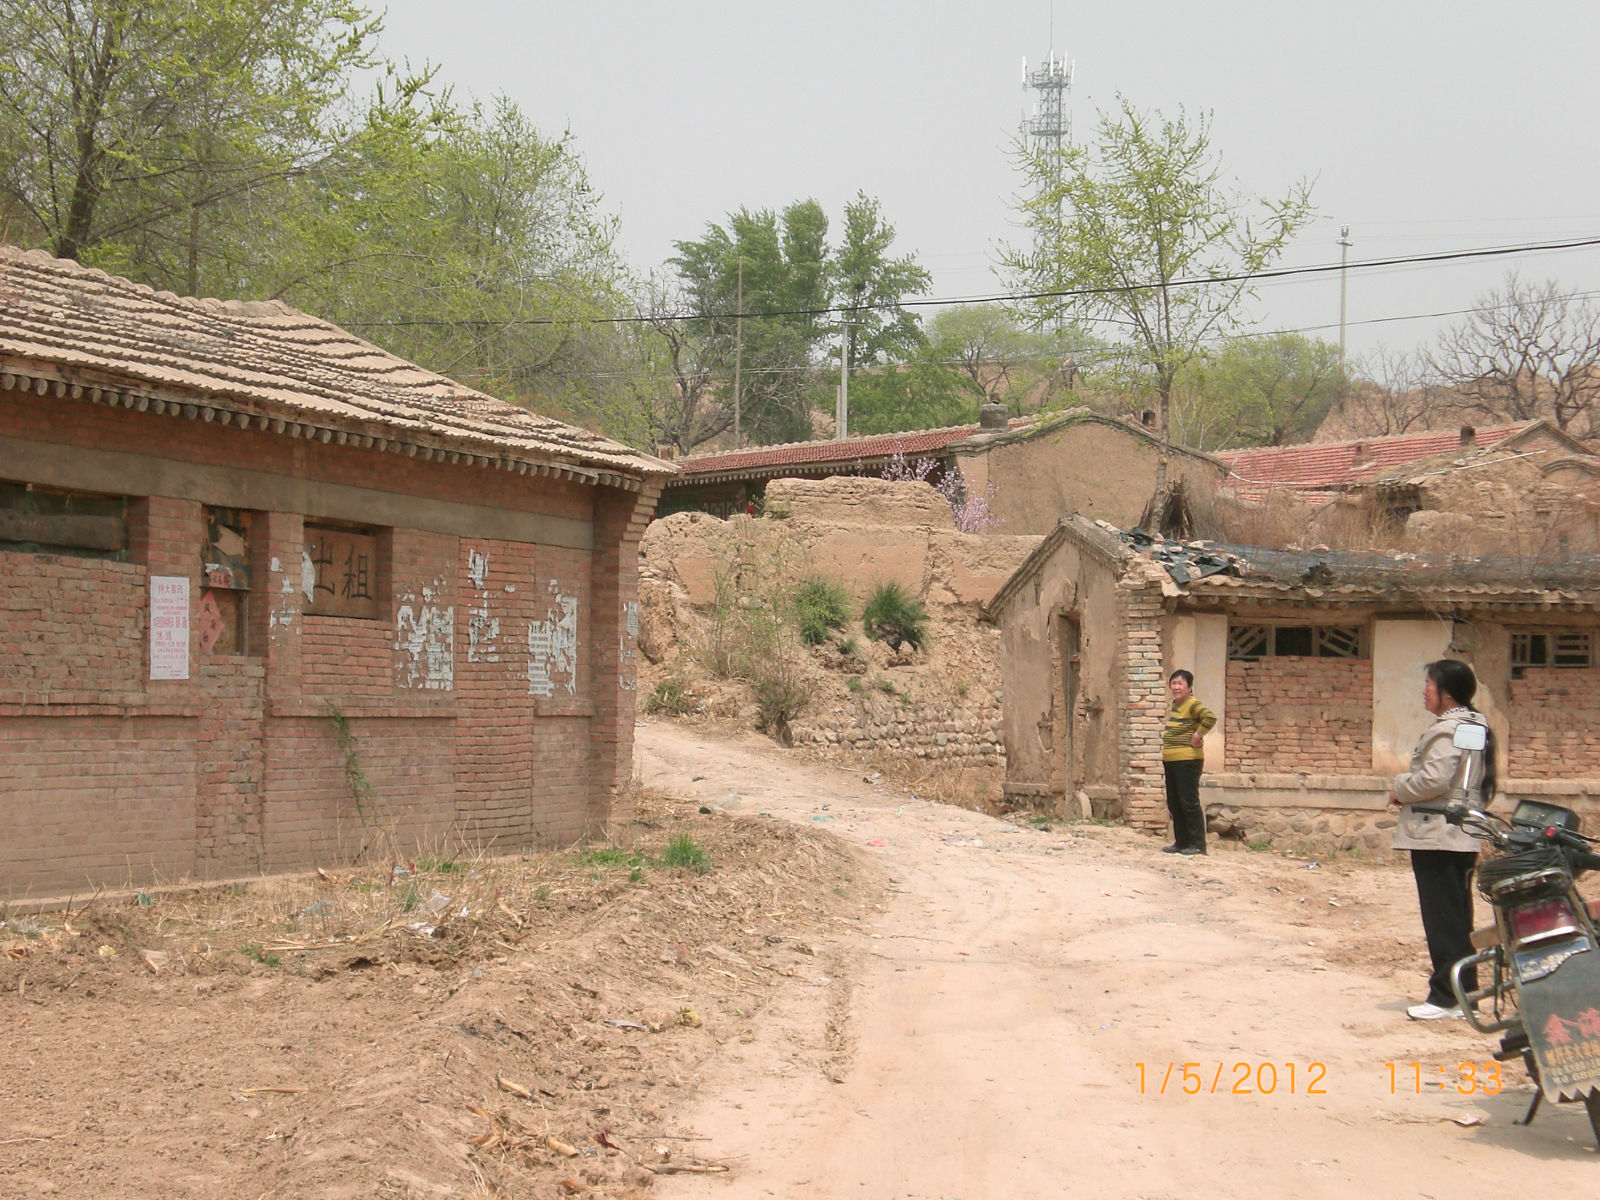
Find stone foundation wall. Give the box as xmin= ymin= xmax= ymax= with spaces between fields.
xmin=1205 ymin=801 xmax=1392 ymax=855
xmin=793 ymin=693 xmax=1004 ymax=769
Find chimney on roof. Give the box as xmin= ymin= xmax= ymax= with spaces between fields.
xmin=654 ymin=442 xmax=677 ymax=461
xmin=979 ymin=402 xmax=1009 ymax=430
xmin=1459 ymin=424 xmax=1476 ymax=448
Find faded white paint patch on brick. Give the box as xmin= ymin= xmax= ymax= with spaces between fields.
xmin=267 ymin=556 xmax=297 ymax=633
xmin=465 ymin=547 xmax=499 ymax=663
xmin=396 ymin=580 xmax=454 ymax=690
xmin=299 ymin=546 xmax=318 ymax=602
xmin=619 ymin=599 xmax=639 ymax=691
xmin=527 ymin=581 xmax=578 ymax=696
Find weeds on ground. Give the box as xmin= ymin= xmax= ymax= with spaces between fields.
xmin=644 ymin=675 xmax=695 ymax=716
xmin=660 ymin=834 xmax=710 ymax=875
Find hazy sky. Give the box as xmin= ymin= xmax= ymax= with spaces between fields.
xmin=378 ymin=0 xmax=1600 ymax=361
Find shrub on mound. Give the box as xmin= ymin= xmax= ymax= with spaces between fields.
xmin=862 ymin=581 xmax=928 ymax=652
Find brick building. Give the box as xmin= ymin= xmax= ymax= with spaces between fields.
xmin=0 ymin=247 xmax=673 ymax=896
xmin=988 ymin=516 xmax=1600 ymax=850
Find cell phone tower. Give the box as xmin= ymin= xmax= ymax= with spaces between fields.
xmin=1020 ymin=49 xmax=1073 ymax=159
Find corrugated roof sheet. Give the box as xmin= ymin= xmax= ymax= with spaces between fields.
xmin=1213 ymin=424 xmax=1532 ymax=498
xmin=0 ymin=246 xmax=672 ymax=483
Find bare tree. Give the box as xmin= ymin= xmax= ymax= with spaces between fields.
xmin=637 ymin=277 xmax=733 ymax=456
xmin=1337 ymin=345 xmax=1455 ymax=437
xmin=1430 ymin=273 xmax=1600 ymax=435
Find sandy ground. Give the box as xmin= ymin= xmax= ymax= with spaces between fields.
xmin=4 ymin=718 xmax=1598 ymax=1198
xmin=634 ymin=719 xmax=1600 ymax=1198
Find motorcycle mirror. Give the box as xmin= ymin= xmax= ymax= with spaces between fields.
xmin=1452 ymin=723 xmax=1487 ymax=751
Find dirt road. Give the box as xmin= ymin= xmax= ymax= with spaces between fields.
xmin=635 ymin=720 xmax=1599 ymax=1198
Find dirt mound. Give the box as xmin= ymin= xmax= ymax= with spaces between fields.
xmin=0 ymin=795 xmax=886 ymax=1199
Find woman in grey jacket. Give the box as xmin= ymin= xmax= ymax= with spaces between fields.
xmin=1388 ymin=658 xmax=1495 ymax=1020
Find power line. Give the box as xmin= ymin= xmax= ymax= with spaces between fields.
xmin=341 ymin=233 xmax=1600 ymax=333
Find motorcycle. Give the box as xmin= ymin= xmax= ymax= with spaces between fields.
xmin=1414 ymin=722 xmax=1600 ymax=1146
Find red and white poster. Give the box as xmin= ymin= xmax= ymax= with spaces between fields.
xmin=149 ymin=576 xmax=190 ymax=680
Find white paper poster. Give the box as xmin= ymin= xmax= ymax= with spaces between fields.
xmin=150 ymin=575 xmax=190 ymax=680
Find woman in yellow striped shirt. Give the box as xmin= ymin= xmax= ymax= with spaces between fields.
xmin=1162 ymin=669 xmax=1218 ymax=856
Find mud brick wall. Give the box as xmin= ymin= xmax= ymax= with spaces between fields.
xmin=0 ymin=380 xmax=653 ymax=896
xmin=1224 ymin=658 xmax=1373 ymax=772
xmin=1507 ymin=667 xmax=1600 ymax=779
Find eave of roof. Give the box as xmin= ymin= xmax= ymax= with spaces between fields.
xmin=0 ymin=246 xmax=675 ymax=491
xmin=665 ymin=422 xmax=991 ymax=486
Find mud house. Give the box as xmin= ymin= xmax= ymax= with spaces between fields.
xmin=0 ymin=247 xmax=673 ymax=897
xmin=1215 ymin=420 xmax=1600 ymax=554
xmin=988 ymin=515 xmax=1600 ymax=849
xmin=659 ymin=407 xmax=1226 ymax=535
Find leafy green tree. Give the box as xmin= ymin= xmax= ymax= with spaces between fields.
xmin=670 ymin=201 xmax=831 ymax=446
xmin=838 ymin=357 xmax=982 ymax=436
xmin=1002 ymin=96 xmax=1313 ymax=463
xmin=1176 ymin=333 xmax=1346 ymax=448
xmin=832 ymin=191 xmax=931 ymax=370
xmin=0 ymin=0 xmax=384 ymax=277
xmin=270 ymin=96 xmax=629 ymax=410
xmin=926 ymin=305 xmax=1106 ymax=412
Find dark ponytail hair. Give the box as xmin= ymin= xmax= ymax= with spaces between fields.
xmin=1426 ymin=658 xmax=1498 ymax=799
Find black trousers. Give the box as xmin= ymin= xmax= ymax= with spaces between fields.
xmin=1410 ymin=849 xmax=1479 ymax=1007
xmin=1163 ymin=759 xmax=1206 ymax=850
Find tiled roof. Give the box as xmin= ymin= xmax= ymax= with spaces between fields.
xmin=668 ymin=422 xmax=1001 ymax=482
xmin=0 ymin=246 xmax=672 ymax=487
xmin=1213 ymin=424 xmax=1533 ymax=498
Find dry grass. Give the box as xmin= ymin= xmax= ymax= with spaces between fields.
xmin=0 ymin=791 xmax=713 ymax=979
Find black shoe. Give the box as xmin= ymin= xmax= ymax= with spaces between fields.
xmin=1179 ymin=845 xmax=1207 ymax=856
xmin=1162 ymin=842 xmax=1182 ymax=853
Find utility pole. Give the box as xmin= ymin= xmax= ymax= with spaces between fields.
xmin=732 ymin=258 xmax=743 ymax=445
xmin=836 ymin=314 xmax=850 ymax=439
xmin=1338 ymin=225 xmax=1352 ymax=370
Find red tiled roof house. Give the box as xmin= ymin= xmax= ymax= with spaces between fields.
xmin=0 ymin=247 xmax=674 ymax=896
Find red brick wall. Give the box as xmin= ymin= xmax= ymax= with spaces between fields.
xmin=0 ymin=717 xmax=197 ymax=892
xmin=1508 ymin=667 xmax=1600 ymax=778
xmin=0 ymin=554 xmax=145 ymax=704
xmin=0 ymin=381 xmax=647 ymax=894
xmin=1224 ymin=658 xmax=1373 ymax=773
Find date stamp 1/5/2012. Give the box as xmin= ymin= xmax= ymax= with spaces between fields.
xmin=1137 ymin=1062 xmax=1328 ymax=1096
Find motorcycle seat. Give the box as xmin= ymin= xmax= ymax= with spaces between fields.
xmin=1470 ymin=895 xmax=1600 ymax=950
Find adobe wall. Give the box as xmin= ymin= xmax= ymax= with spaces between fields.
xmin=0 ymin=383 xmax=657 ymax=897
xmin=954 ymin=419 xmax=1225 ymax=536
xmin=992 ymin=529 xmax=1168 ymax=824
xmin=638 ymin=477 xmax=1038 ymax=796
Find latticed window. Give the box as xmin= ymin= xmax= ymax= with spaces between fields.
xmin=1227 ymin=623 xmax=1366 ymax=661
xmin=1511 ymin=629 xmax=1595 ymax=678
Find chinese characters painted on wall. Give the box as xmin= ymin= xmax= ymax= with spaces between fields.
xmin=302 ymin=526 xmax=379 ymax=619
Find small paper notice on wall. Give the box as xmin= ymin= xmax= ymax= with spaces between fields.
xmin=150 ymin=575 xmax=190 ymax=680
